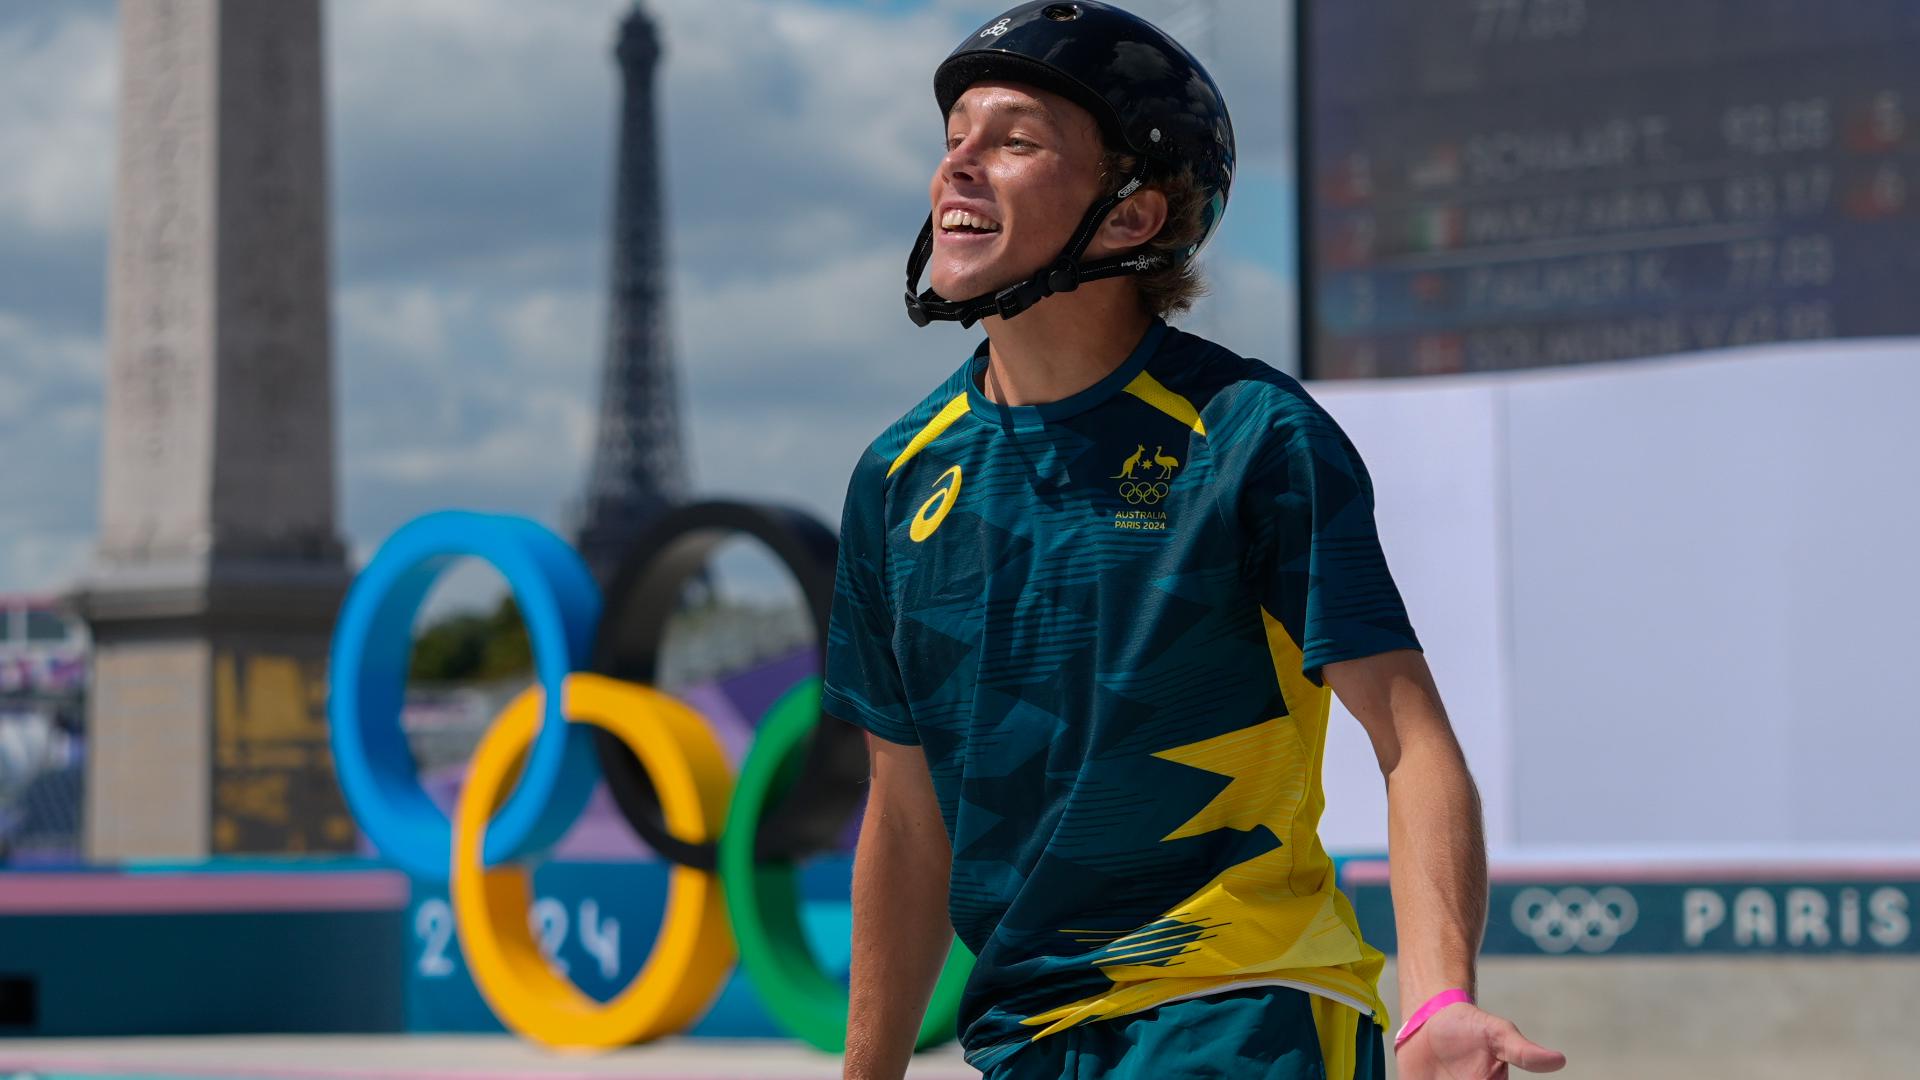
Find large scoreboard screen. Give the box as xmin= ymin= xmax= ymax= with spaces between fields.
xmin=1299 ymin=0 xmax=1920 ymax=378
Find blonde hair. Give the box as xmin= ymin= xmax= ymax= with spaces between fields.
xmin=1099 ymin=150 xmax=1210 ymax=318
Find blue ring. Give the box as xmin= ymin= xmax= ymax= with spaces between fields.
xmin=329 ymin=511 xmax=602 ymax=879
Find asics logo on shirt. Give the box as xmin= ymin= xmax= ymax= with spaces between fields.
xmin=911 ymin=465 xmax=963 ymax=542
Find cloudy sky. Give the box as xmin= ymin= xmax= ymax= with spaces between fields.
xmin=0 ymin=0 xmax=1298 ymax=601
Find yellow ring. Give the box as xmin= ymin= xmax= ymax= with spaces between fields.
xmin=451 ymin=672 xmax=737 ymax=1049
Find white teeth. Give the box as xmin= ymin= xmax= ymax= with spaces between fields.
xmin=941 ymin=209 xmax=1000 ymax=232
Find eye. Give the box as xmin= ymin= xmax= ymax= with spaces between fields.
xmin=1007 ymin=137 xmax=1038 ymax=151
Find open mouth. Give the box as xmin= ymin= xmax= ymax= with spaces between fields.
xmin=940 ymin=208 xmax=1002 ymax=236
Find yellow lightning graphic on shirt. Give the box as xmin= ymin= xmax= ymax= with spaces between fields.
xmin=1019 ymin=609 xmax=1386 ymax=1056
xmin=1155 ymin=714 xmax=1310 ymax=841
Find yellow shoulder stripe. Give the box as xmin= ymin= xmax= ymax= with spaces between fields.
xmin=1123 ymin=370 xmax=1207 ymax=436
xmin=887 ymin=392 xmax=972 ymax=478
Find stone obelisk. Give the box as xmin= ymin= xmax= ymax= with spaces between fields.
xmin=75 ymin=0 xmax=353 ymax=859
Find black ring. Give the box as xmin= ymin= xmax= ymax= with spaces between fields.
xmin=588 ymin=500 xmax=863 ymax=871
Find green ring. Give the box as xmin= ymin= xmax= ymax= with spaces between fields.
xmin=718 ymin=677 xmax=974 ymax=1053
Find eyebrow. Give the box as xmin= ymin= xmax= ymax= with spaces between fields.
xmin=949 ymin=98 xmax=1055 ymax=125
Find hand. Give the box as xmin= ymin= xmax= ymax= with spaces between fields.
xmin=1393 ymin=1002 xmax=1566 ymax=1079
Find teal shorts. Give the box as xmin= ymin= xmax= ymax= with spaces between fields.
xmin=978 ymin=987 xmax=1386 ymax=1080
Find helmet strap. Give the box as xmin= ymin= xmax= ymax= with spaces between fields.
xmin=904 ymin=162 xmax=1166 ymax=329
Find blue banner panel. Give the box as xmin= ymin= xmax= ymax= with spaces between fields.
xmin=1342 ymin=861 xmax=1917 ymax=956
xmin=405 ymin=857 xmax=857 ymax=1037
xmin=0 ymin=864 xmax=406 ymax=1037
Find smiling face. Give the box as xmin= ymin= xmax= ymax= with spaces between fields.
xmin=927 ymin=81 xmax=1108 ymax=301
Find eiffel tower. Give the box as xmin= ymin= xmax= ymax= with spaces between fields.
xmin=576 ymin=2 xmax=689 ymax=584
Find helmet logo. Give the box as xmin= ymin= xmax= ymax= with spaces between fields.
xmin=1115 ymin=177 xmax=1143 ymax=199
xmin=979 ymin=17 xmax=1011 ymax=38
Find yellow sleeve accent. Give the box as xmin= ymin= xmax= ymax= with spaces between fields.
xmin=1122 ymin=370 xmax=1208 ymax=436
xmin=887 ymin=393 xmax=972 ymax=478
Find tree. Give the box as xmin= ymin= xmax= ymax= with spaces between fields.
xmin=409 ymin=595 xmax=532 ymax=682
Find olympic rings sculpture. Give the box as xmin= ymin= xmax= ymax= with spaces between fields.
xmin=329 ymin=504 xmax=973 ymax=1051
xmin=1117 ymin=481 xmax=1169 ymax=505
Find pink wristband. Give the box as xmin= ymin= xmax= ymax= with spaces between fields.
xmin=1393 ymin=988 xmax=1473 ymax=1049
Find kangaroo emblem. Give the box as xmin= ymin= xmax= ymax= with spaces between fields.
xmin=1111 ymin=444 xmax=1150 ymax=479
xmin=1152 ymin=445 xmax=1180 ymax=479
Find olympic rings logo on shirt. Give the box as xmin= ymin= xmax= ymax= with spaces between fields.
xmin=1510 ymin=886 xmax=1640 ymax=953
xmin=1117 ymin=481 xmax=1170 ymax=505
xmin=328 ymin=503 xmax=972 ymax=1052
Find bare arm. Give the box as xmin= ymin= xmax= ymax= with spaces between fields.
xmin=843 ymin=733 xmax=955 ymax=1080
xmin=1326 ymin=649 xmax=1485 ymax=1011
xmin=1326 ymin=649 xmax=1564 ymax=1077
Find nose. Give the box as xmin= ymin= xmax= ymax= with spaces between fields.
xmin=940 ymin=132 xmax=983 ymax=186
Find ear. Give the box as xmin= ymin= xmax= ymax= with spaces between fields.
xmin=1094 ymin=187 xmax=1168 ymax=253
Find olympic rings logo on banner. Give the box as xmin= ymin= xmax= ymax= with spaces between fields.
xmin=328 ymin=503 xmax=973 ymax=1052
xmin=1117 ymin=481 xmax=1169 ymax=505
xmin=1510 ymin=886 xmax=1639 ymax=953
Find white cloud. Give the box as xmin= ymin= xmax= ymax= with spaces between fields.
xmin=0 ymin=313 xmax=103 ymax=592
xmin=337 ymin=285 xmax=467 ymax=361
xmin=0 ymin=532 xmax=93 ymax=601
xmin=0 ymin=10 xmax=116 ymax=237
xmin=1188 ymin=254 xmax=1300 ymax=374
xmin=329 ymin=0 xmax=627 ymax=145
xmin=360 ymin=388 xmax=593 ymax=489
xmin=0 ymin=312 xmax=101 ymax=386
xmin=676 ymin=248 xmax=929 ymax=373
xmin=693 ymin=0 xmax=953 ymax=191
xmin=496 ymin=289 xmax=601 ymax=378
xmin=335 ymin=280 xmax=598 ymax=524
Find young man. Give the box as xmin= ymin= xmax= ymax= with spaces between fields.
xmin=825 ymin=4 xmax=1567 ymax=1078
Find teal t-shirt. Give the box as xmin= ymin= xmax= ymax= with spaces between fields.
xmin=822 ymin=320 xmax=1420 ymax=1067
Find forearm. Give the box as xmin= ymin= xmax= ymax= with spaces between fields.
xmin=1384 ymin=732 xmax=1487 ymax=1017
xmin=843 ymin=783 xmax=954 ymax=1079
xmin=1331 ymin=656 xmax=1561 ymax=1072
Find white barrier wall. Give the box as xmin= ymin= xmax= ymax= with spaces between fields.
xmin=1307 ymin=380 xmax=1513 ymax=850
xmin=1309 ymin=339 xmax=1920 ymax=855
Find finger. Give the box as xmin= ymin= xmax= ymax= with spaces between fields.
xmin=1497 ymin=1028 xmax=1567 ymax=1073
xmin=1489 ymin=1014 xmax=1566 ymax=1068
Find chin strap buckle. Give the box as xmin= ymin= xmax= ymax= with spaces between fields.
xmin=992 ymin=279 xmax=1044 ymax=321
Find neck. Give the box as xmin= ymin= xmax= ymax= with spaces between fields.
xmin=977 ymin=281 xmax=1155 ymax=407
